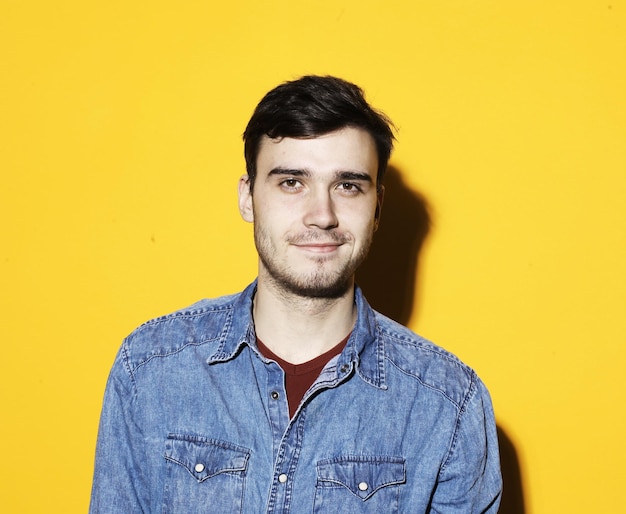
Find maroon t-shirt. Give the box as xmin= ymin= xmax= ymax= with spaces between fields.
xmin=257 ymin=334 xmax=350 ymax=418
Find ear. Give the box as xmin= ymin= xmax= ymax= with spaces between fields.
xmin=374 ymin=185 xmax=384 ymax=231
xmin=238 ymin=175 xmax=254 ymax=223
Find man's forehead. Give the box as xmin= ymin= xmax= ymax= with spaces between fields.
xmin=256 ymin=128 xmax=378 ymax=174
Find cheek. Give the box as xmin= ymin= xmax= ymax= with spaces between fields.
xmin=253 ymin=204 xmax=295 ymax=237
xmin=339 ymin=203 xmax=378 ymax=229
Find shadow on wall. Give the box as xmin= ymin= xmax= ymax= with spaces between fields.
xmin=357 ymin=165 xmax=430 ymax=326
xmin=498 ymin=426 xmax=526 ymax=513
xmin=358 ymin=166 xmax=526 ymax=513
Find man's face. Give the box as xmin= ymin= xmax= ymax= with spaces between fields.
xmin=238 ymin=127 xmax=383 ymax=299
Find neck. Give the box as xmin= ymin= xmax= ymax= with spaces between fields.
xmin=253 ymin=278 xmax=356 ymax=364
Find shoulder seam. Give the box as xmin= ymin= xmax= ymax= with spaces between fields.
xmin=385 ymin=356 xmax=466 ymax=408
xmin=137 ymin=303 xmax=234 ymax=328
xmin=128 ymin=337 xmax=222 ymax=375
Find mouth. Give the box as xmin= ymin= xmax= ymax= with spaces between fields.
xmin=293 ymin=242 xmax=343 ymax=254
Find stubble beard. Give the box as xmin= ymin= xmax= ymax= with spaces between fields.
xmin=254 ymin=224 xmax=373 ymax=300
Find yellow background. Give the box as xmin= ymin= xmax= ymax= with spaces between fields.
xmin=1 ymin=1 xmax=624 ymax=512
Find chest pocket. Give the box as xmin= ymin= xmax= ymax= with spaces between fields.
xmin=163 ymin=434 xmax=250 ymax=514
xmin=313 ymin=456 xmax=406 ymax=513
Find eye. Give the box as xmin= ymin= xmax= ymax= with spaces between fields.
xmin=338 ymin=182 xmax=362 ymax=194
xmin=280 ymin=178 xmax=302 ymax=191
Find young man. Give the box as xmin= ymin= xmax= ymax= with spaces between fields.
xmin=90 ymin=76 xmax=502 ymax=513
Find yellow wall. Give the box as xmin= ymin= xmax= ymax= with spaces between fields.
xmin=1 ymin=1 xmax=624 ymax=512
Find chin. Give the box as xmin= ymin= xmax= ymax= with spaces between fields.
xmin=288 ymin=281 xmax=352 ymax=299
xmin=259 ymin=250 xmax=360 ymax=300
xmin=272 ymin=270 xmax=354 ymax=299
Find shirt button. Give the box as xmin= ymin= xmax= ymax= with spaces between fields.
xmin=194 ymin=463 xmax=205 ymax=473
xmin=278 ymin=473 xmax=288 ymax=483
xmin=271 ymin=391 xmax=280 ymax=400
xmin=358 ymin=481 xmax=369 ymax=491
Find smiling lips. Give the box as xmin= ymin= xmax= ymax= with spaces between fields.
xmin=294 ymin=242 xmax=343 ymax=254
xmin=288 ymin=231 xmax=348 ymax=252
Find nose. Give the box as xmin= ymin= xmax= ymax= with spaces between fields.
xmin=303 ymin=189 xmax=339 ymax=230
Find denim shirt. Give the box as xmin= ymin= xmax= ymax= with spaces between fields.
xmin=90 ymin=281 xmax=502 ymax=513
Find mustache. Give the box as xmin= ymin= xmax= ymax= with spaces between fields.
xmin=286 ymin=231 xmax=350 ymax=245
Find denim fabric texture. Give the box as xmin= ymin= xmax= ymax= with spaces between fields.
xmin=90 ymin=281 xmax=502 ymax=513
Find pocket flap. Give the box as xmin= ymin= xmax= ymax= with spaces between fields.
xmin=165 ymin=434 xmax=250 ymax=483
xmin=317 ymin=456 xmax=406 ymax=500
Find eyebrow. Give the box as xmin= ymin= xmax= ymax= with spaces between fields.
xmin=336 ymin=171 xmax=373 ymax=183
xmin=268 ymin=167 xmax=310 ymax=178
xmin=267 ymin=167 xmax=373 ymax=182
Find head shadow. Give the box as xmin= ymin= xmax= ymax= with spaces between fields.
xmin=357 ymin=164 xmax=431 ymax=325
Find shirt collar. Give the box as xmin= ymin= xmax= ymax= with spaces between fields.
xmin=207 ymin=280 xmax=387 ymax=389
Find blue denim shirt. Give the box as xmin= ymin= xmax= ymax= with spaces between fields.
xmin=90 ymin=281 xmax=502 ymax=513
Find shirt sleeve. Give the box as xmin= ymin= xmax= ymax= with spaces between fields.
xmin=430 ymin=374 xmax=503 ymax=513
xmin=89 ymin=344 xmax=150 ymax=513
